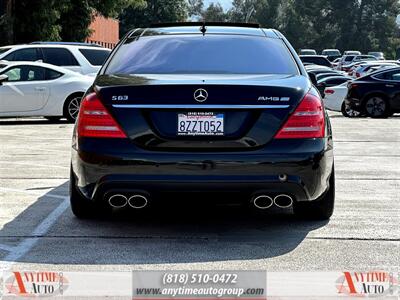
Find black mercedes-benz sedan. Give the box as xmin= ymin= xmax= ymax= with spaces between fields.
xmin=70 ymin=23 xmax=335 ymax=220
xmin=345 ymin=67 xmax=400 ymax=118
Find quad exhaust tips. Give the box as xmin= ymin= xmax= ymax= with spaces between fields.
xmin=253 ymin=195 xmax=274 ymax=209
xmin=108 ymin=194 xmax=128 ymax=208
xmin=128 ymin=195 xmax=148 ymax=209
xmin=107 ymin=194 xmax=149 ymax=209
xmin=252 ymin=194 xmax=293 ymax=209
xmin=274 ymin=194 xmax=293 ymax=209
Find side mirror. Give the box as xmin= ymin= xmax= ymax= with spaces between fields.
xmin=308 ymin=73 xmax=318 ymax=86
xmin=0 ymin=74 xmax=8 ymax=85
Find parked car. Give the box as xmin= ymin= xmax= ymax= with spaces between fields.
xmin=346 ymin=67 xmax=400 ymax=118
xmin=324 ymin=83 xmax=360 ymax=117
xmin=69 ymin=23 xmax=335 ymax=220
xmin=307 ymin=68 xmax=340 ymax=76
xmin=317 ymin=76 xmax=351 ymax=97
xmin=331 ymin=58 xmax=341 ymax=69
xmin=340 ymin=55 xmax=377 ymax=71
xmin=368 ymin=52 xmax=385 ymax=60
xmin=353 ymin=62 xmax=399 ymax=78
xmin=299 ymin=49 xmax=317 ymax=55
xmin=321 ymin=49 xmax=342 ymax=61
xmin=316 ymin=72 xmax=343 ymax=81
xmin=344 ymin=51 xmax=362 ymax=56
xmin=0 ymin=61 xmax=93 ymax=121
xmin=300 ymin=55 xmax=332 ymax=67
xmin=0 ymin=43 xmax=111 ymax=75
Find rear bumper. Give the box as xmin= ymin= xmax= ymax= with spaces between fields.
xmin=71 ymin=137 xmax=334 ymax=204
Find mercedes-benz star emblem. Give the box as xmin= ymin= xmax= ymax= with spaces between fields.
xmin=194 ymin=88 xmax=208 ymax=102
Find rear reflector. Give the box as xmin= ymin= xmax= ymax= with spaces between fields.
xmin=77 ymin=93 xmax=127 ymax=138
xmin=275 ymin=93 xmax=325 ymax=139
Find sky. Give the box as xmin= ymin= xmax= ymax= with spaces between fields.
xmin=204 ymin=0 xmax=232 ymax=10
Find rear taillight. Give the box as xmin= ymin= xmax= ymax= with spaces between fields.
xmin=275 ymin=93 xmax=325 ymax=139
xmin=356 ymin=73 xmax=361 ymax=78
xmin=77 ymin=93 xmax=127 ymax=138
xmin=325 ymin=89 xmax=335 ymax=95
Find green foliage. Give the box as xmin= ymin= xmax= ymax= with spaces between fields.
xmin=119 ymin=0 xmax=188 ymax=35
xmin=0 ymin=0 xmax=141 ymax=45
xmin=202 ymin=3 xmax=227 ymax=22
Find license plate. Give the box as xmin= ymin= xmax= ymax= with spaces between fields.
xmin=177 ymin=112 xmax=224 ymax=136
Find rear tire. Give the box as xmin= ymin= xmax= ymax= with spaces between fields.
xmin=341 ymin=102 xmax=360 ymax=118
xmin=69 ymin=169 xmax=111 ymax=219
xmin=63 ymin=94 xmax=83 ymax=123
xmin=294 ymin=167 xmax=335 ymax=220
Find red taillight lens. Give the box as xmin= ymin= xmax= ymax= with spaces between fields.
xmin=275 ymin=93 xmax=325 ymax=139
xmin=77 ymin=93 xmax=127 ymax=138
xmin=325 ymin=89 xmax=335 ymax=95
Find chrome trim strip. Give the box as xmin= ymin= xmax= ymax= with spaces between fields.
xmin=112 ymin=104 xmax=290 ymax=109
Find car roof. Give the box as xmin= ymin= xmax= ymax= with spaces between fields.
xmin=0 ymin=44 xmax=110 ymax=51
xmin=300 ymin=55 xmax=328 ymax=58
xmin=0 ymin=60 xmax=81 ymax=74
xmin=127 ymin=23 xmax=279 ymax=38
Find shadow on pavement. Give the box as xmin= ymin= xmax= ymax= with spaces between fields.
xmin=0 ymin=181 xmax=328 ymax=265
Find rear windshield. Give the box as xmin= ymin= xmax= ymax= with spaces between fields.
xmin=106 ymin=35 xmax=298 ymax=75
xmin=79 ymin=49 xmax=110 ymax=66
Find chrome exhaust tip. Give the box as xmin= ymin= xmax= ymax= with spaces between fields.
xmin=128 ymin=195 xmax=148 ymax=209
xmin=274 ymin=194 xmax=293 ymax=209
xmin=108 ymin=194 xmax=128 ymax=208
xmin=253 ymin=195 xmax=274 ymax=210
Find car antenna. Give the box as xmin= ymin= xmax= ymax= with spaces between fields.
xmin=200 ymin=21 xmax=207 ymax=36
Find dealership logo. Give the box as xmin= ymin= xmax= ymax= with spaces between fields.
xmin=4 ymin=271 xmax=69 ymax=297
xmin=194 ymin=89 xmax=208 ymax=102
xmin=336 ymin=271 xmax=397 ymax=297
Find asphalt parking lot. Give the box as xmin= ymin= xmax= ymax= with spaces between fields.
xmin=0 ymin=112 xmax=399 ymax=272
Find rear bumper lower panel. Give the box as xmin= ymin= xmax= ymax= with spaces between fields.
xmin=71 ymin=138 xmax=334 ymax=203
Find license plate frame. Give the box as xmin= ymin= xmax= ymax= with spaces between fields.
xmin=177 ymin=112 xmax=224 ymax=136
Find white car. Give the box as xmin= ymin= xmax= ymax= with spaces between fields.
xmin=0 ymin=42 xmax=111 ymax=75
xmin=323 ymin=83 xmax=360 ymax=117
xmin=0 ymin=61 xmax=93 ymax=121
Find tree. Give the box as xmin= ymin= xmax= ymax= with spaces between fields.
xmin=119 ymin=0 xmax=188 ymax=35
xmin=0 ymin=0 xmax=142 ymax=45
xmin=188 ymin=0 xmax=204 ymax=20
xmin=202 ymin=3 xmax=227 ymax=22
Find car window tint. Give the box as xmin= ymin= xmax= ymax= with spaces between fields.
xmin=107 ymin=35 xmax=299 ymax=75
xmin=3 ymin=48 xmax=39 ymax=61
xmin=2 ymin=65 xmax=46 ymax=81
xmin=45 ymin=68 xmax=63 ymax=80
xmin=42 ymin=48 xmax=79 ymax=66
xmin=391 ymin=72 xmax=400 ymax=81
xmin=79 ymin=49 xmax=110 ymax=66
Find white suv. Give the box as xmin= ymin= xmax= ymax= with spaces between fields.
xmin=0 ymin=42 xmax=111 ymax=75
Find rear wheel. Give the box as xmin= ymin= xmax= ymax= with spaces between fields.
xmin=341 ymin=102 xmax=360 ymax=118
xmin=69 ymin=169 xmax=110 ymax=219
xmin=364 ymin=96 xmax=390 ymax=118
xmin=294 ymin=167 xmax=335 ymax=220
xmin=63 ymin=94 xmax=83 ymax=123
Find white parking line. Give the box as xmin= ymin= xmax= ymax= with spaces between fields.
xmin=0 ymin=191 xmax=69 ymax=270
